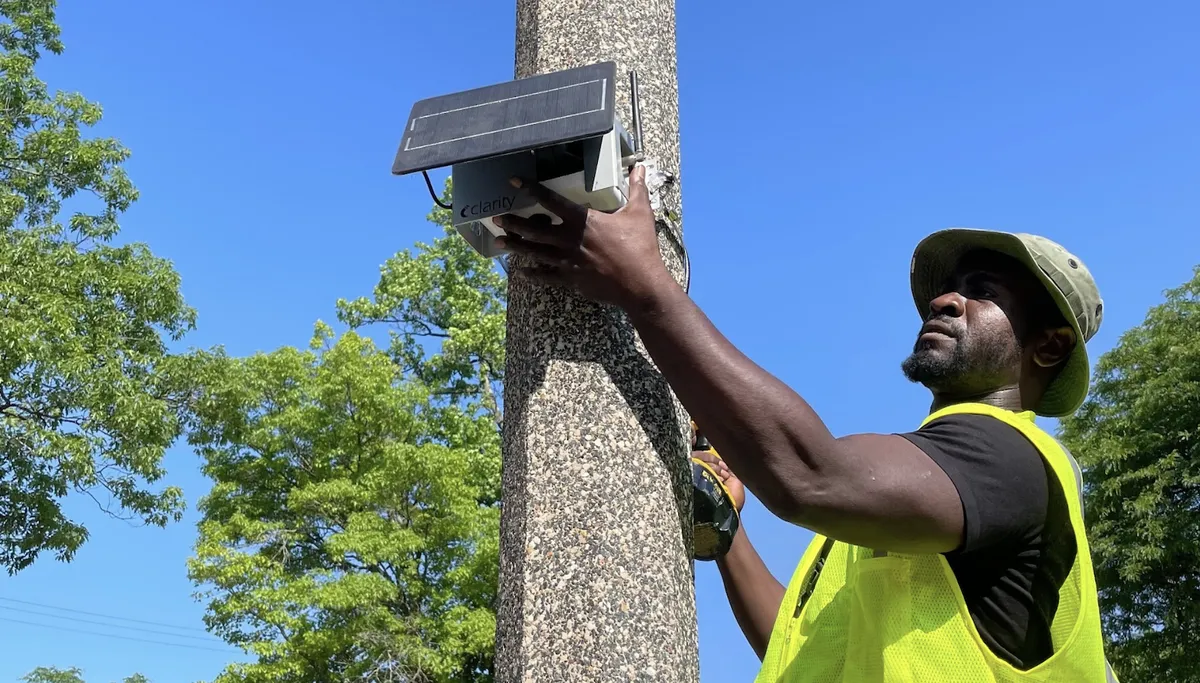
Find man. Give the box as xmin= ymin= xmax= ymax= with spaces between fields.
xmin=494 ymin=166 xmax=1115 ymax=681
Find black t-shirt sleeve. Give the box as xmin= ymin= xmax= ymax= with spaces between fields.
xmin=899 ymin=414 xmax=1048 ymax=555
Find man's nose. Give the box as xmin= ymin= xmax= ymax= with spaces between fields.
xmin=929 ymin=290 xmax=966 ymax=319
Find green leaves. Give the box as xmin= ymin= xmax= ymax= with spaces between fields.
xmin=4 ymin=5 xmax=507 ymax=674
xmin=189 ymin=178 xmax=505 ymax=682
xmin=0 ymin=1 xmax=196 ymax=573
xmin=0 ymin=2 xmax=63 ymax=57
xmin=20 ymin=667 xmax=86 ymax=683
xmin=189 ymin=332 xmax=500 ymax=682
xmin=337 ymin=181 xmax=506 ymax=421
xmin=18 ymin=666 xmax=150 ymax=683
xmin=1061 ymin=266 xmax=1200 ymax=682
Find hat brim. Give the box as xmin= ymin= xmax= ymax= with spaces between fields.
xmin=910 ymin=228 xmax=1089 ymax=417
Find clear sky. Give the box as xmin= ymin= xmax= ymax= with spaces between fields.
xmin=4 ymin=1 xmax=1200 ymax=681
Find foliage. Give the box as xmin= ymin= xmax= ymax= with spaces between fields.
xmin=21 ymin=667 xmax=85 ymax=683
xmin=188 ymin=183 xmax=507 ymax=683
xmin=20 ymin=667 xmax=149 ymax=683
xmin=1060 ymin=266 xmax=1200 ymax=683
xmin=0 ymin=0 xmax=195 ymax=573
xmin=337 ymin=186 xmax=505 ymax=416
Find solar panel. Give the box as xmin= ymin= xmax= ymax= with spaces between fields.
xmin=391 ymin=62 xmax=618 ymax=176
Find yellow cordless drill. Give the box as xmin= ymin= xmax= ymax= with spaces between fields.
xmin=691 ymin=422 xmax=741 ymax=561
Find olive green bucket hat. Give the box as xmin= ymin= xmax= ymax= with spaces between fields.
xmin=909 ymin=228 xmax=1104 ymax=417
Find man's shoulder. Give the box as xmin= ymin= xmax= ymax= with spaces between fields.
xmin=903 ymin=412 xmax=1044 ymax=463
xmin=900 ymin=412 xmax=1047 ymax=492
xmin=900 ymin=411 xmax=1050 ymax=554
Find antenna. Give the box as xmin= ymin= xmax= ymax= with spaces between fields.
xmin=629 ymin=70 xmax=645 ymax=159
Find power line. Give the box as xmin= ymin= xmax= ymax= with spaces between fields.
xmin=0 ymin=616 xmax=242 ymax=655
xmin=0 ymin=596 xmax=210 ymax=633
xmin=0 ymin=605 xmax=227 ymax=643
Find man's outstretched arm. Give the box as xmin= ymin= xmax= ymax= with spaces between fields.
xmin=494 ymin=168 xmax=963 ymax=554
xmin=624 ymin=279 xmax=962 ymax=553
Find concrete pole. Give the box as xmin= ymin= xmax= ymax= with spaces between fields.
xmin=496 ymin=1 xmax=697 ymax=682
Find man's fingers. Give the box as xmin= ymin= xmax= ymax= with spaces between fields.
xmin=496 ymin=234 xmax=569 ymax=266
xmin=514 ymin=265 xmax=570 ymax=288
xmin=694 ymin=450 xmax=734 ymax=479
xmin=625 ymin=163 xmax=650 ymax=209
xmin=510 ymin=177 xmax=587 ymax=224
xmin=693 ymin=450 xmax=722 ymax=468
xmin=495 ymin=213 xmax=577 ymax=248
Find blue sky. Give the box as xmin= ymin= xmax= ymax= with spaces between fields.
xmin=4 ymin=1 xmax=1200 ymax=681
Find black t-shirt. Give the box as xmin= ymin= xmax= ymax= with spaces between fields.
xmin=899 ymin=414 xmax=1076 ymax=670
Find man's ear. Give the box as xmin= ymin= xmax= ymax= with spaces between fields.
xmin=1032 ymin=326 xmax=1077 ymax=368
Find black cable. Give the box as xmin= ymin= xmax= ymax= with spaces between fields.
xmin=654 ymin=171 xmax=690 ymax=293
xmin=658 ymin=219 xmax=690 ymax=294
xmin=682 ymin=233 xmax=692 ymax=294
xmin=423 ymin=171 xmax=453 ymax=210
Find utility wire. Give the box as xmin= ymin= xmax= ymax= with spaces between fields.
xmin=0 ymin=596 xmax=210 ymax=633
xmin=0 ymin=616 xmax=241 ymax=655
xmin=0 ymin=605 xmax=225 ymax=643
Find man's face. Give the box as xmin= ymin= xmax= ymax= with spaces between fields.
xmin=902 ymin=250 xmax=1048 ymax=395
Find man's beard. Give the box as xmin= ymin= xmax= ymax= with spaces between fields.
xmin=901 ymin=329 xmax=1022 ymax=392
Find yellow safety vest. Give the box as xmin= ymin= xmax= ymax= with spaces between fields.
xmin=754 ymin=403 xmax=1118 ymax=683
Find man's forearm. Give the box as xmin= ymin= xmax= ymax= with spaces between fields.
xmin=626 ymin=277 xmax=838 ymax=521
xmin=717 ymin=529 xmax=786 ymax=661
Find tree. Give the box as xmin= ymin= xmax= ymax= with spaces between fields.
xmin=187 ymin=184 xmax=506 ymax=682
xmin=20 ymin=666 xmax=150 ymax=683
xmin=336 ymin=186 xmax=505 ymax=425
xmin=1060 ymin=267 xmax=1200 ymax=683
xmin=0 ymin=0 xmax=196 ymax=573
xmin=21 ymin=667 xmax=85 ymax=683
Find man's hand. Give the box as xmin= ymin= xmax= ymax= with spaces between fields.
xmin=694 ymin=450 xmax=746 ymax=513
xmin=493 ymin=164 xmax=676 ymax=308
